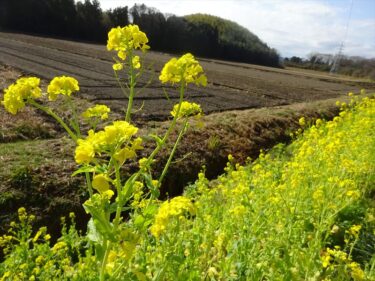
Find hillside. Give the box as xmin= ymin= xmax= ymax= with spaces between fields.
xmin=0 ymin=0 xmax=280 ymax=67
xmin=184 ymin=14 xmax=279 ymax=66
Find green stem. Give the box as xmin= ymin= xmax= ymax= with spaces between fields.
xmin=100 ymin=239 xmax=110 ymax=281
xmin=28 ymin=99 xmax=77 ymax=142
xmin=29 ymin=100 xmax=94 ymax=198
xmin=158 ymin=117 xmax=189 ymax=185
xmin=114 ymin=69 xmax=129 ymax=98
xmin=85 ymin=172 xmax=93 ymax=198
xmin=67 ymin=96 xmax=81 ymax=138
xmin=117 ymin=81 xmax=186 ymax=201
xmin=113 ymin=161 xmax=123 ymax=229
xmin=125 ymin=53 xmax=135 ymax=122
xmin=146 ymin=82 xmax=185 ymax=165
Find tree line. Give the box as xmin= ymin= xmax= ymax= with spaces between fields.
xmin=284 ymin=53 xmax=375 ymax=80
xmin=0 ymin=0 xmax=280 ymax=67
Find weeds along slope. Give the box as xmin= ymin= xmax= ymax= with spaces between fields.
xmin=1 ymin=96 xmax=374 ymax=280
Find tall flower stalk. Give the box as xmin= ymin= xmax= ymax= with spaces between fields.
xmin=1 ymin=24 xmax=206 ymax=279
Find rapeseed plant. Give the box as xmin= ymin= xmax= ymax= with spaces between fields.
xmin=128 ymin=95 xmax=374 ymax=280
xmin=1 ymin=24 xmax=373 ymax=280
xmin=1 ymin=24 xmax=207 ymax=280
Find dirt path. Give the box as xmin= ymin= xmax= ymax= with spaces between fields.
xmin=1 ymin=32 xmax=374 ymax=121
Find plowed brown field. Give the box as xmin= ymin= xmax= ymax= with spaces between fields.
xmin=0 ymin=31 xmax=374 ymax=121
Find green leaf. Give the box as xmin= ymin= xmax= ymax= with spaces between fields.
xmin=120 ymin=174 xmax=138 ymax=202
xmin=108 ymin=202 xmax=132 ymax=214
xmin=71 ymin=165 xmax=96 ymax=177
xmin=134 ymin=215 xmax=145 ymax=228
xmin=87 ymin=218 xmax=102 ymax=243
xmin=143 ymin=204 xmax=157 ymax=216
xmin=144 ymin=173 xmax=160 ymax=198
xmin=83 ymin=201 xmax=116 ymax=241
xmin=149 ymin=134 xmax=163 ymax=146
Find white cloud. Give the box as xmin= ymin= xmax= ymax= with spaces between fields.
xmin=96 ymin=0 xmax=375 ymax=58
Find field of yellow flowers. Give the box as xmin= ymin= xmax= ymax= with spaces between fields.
xmin=0 ymin=25 xmax=374 ymax=280
xmin=1 ymin=96 xmax=374 ymax=280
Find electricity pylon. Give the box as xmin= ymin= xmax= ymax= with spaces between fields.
xmin=330 ymin=0 xmax=353 ymax=74
xmin=330 ymin=42 xmax=344 ymax=74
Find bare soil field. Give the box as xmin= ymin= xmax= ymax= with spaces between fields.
xmin=1 ymin=31 xmax=374 ymax=121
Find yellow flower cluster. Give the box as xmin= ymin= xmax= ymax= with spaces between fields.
xmin=74 ymin=121 xmax=141 ymax=164
xmin=347 ymin=224 xmax=361 ymax=238
xmin=159 ymin=53 xmax=207 ymax=86
xmin=321 ymin=247 xmax=348 ymax=268
xmin=321 ymin=247 xmax=365 ymax=280
xmin=107 ymin=25 xmax=149 ymax=60
xmin=2 ymin=77 xmax=41 ymax=114
xmin=51 ymin=241 xmax=68 ymax=253
xmin=81 ymin=104 xmax=110 ymax=120
xmin=112 ymin=62 xmax=123 ymax=71
xmin=132 ymin=55 xmax=141 ymax=69
xmin=349 ymin=262 xmax=365 ymax=281
xmin=47 ymin=76 xmax=79 ymax=101
xmin=150 ymin=196 xmax=195 ymax=238
xmin=170 ymin=101 xmax=202 ymax=119
xmin=298 ymin=116 xmax=306 ymax=126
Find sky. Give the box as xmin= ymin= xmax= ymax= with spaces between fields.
xmin=94 ymin=0 xmax=375 ymax=59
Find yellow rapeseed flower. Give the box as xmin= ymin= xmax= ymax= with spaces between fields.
xmin=51 ymin=241 xmax=67 ymax=253
xmin=112 ymin=62 xmax=124 ymax=71
xmin=229 ymin=205 xmax=246 ymax=217
xmin=347 ymin=224 xmax=361 ymax=237
xmin=92 ymin=174 xmax=110 ymax=193
xmin=74 ymin=139 xmax=95 ymax=164
xmin=132 ymin=55 xmax=141 ymax=69
xmin=170 ymin=101 xmax=202 ymax=119
xmin=159 ymin=53 xmax=207 ymax=86
xmin=35 ymin=255 xmax=45 ymax=265
xmin=103 ymin=121 xmax=138 ymax=146
xmin=102 ymin=190 xmax=115 ymax=200
xmin=107 ymin=25 xmax=149 ymax=59
xmin=298 ymin=117 xmax=306 ymax=126
xmin=349 ymin=262 xmax=365 ymax=281
xmin=150 ymin=196 xmax=195 ymax=238
xmin=114 ymin=147 xmax=136 ymax=163
xmin=81 ymin=104 xmax=110 ymax=120
xmin=47 ymin=76 xmax=79 ymax=101
xmin=18 ymin=207 xmax=27 ymax=221
xmin=2 ymin=77 xmax=41 ymax=114
xmin=74 ymin=121 xmax=139 ymax=164
xmin=321 ymin=250 xmax=332 ymax=268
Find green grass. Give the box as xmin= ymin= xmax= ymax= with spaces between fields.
xmin=0 ymin=138 xmax=73 ymax=179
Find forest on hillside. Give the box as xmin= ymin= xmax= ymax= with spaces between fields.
xmin=0 ymin=0 xmax=280 ymax=67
